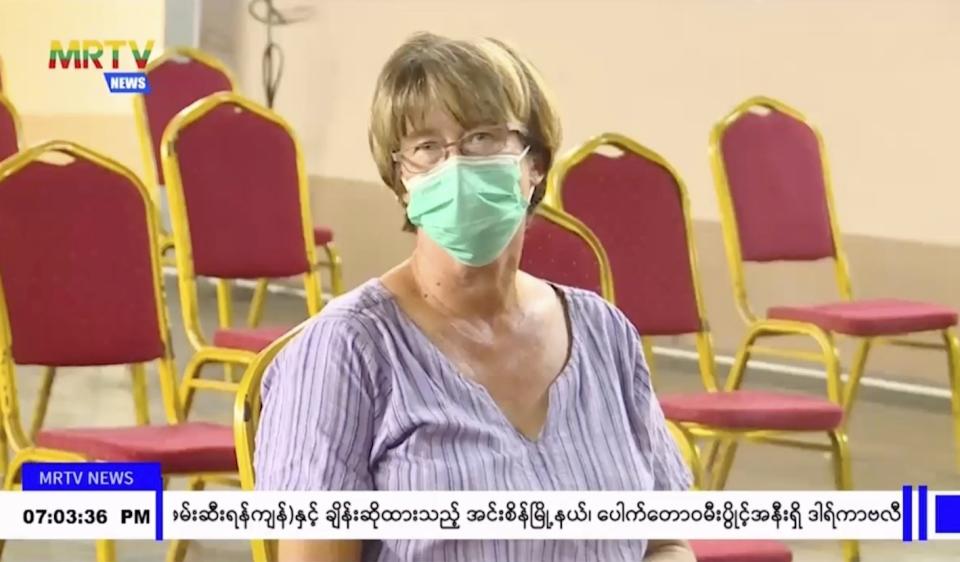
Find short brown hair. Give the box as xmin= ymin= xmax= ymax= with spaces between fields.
xmin=368 ymin=32 xmax=562 ymax=230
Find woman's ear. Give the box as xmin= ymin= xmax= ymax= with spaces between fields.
xmin=530 ymin=150 xmax=547 ymax=186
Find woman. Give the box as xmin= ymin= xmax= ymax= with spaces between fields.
xmin=255 ymin=32 xmax=694 ymax=562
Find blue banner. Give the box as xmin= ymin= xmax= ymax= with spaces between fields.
xmin=103 ymin=72 xmax=150 ymax=93
xmin=935 ymin=494 xmax=960 ymax=534
xmin=21 ymin=462 xmax=161 ymax=491
xmin=21 ymin=462 xmax=163 ymax=540
xmin=902 ymin=485 xmax=912 ymax=542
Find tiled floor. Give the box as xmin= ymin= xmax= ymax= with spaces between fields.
xmin=3 ymin=278 xmax=959 ymax=561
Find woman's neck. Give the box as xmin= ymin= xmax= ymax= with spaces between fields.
xmin=408 ymin=239 xmax=524 ymax=321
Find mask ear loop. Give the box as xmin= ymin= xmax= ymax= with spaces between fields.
xmin=517 ymin=146 xmax=540 ymax=205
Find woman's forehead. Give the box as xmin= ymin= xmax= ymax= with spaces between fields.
xmin=401 ymin=109 xmax=522 ymax=142
xmin=403 ymin=109 xmax=464 ymax=139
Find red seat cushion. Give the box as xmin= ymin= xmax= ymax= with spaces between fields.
xmin=313 ymin=226 xmax=334 ymax=246
xmin=213 ymin=326 xmax=292 ymax=352
xmin=660 ymin=390 xmax=842 ymax=431
xmin=690 ymin=540 xmax=792 ymax=562
xmin=768 ymin=298 xmax=957 ymax=336
xmin=36 ymin=422 xmax=236 ymax=474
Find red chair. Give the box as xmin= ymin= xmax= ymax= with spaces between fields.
xmin=0 ymin=93 xmax=21 ymax=162
xmin=0 ymin=93 xmax=22 ymax=482
xmin=545 ymin=133 xmax=851 ymax=561
xmin=135 ymin=47 xmax=344 ymax=334
xmin=667 ymin=423 xmax=793 ymax=562
xmin=710 ymin=96 xmax=960 ymax=468
xmin=161 ymin=92 xmax=325 ymax=416
xmin=134 ymin=47 xmax=233 ymax=204
xmin=0 ymin=141 xmax=235 ymax=562
xmin=521 ymin=204 xmax=614 ymax=299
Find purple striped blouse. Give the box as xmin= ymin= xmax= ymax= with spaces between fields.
xmin=255 ymin=278 xmax=692 ymax=561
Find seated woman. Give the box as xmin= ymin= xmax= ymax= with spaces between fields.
xmin=255 ymin=32 xmax=694 ymax=562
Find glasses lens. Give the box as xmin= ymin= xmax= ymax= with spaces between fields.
xmin=402 ymin=141 xmax=445 ymax=172
xmin=459 ymin=127 xmax=508 ymax=157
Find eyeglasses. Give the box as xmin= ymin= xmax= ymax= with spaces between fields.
xmin=393 ymin=125 xmax=526 ymax=173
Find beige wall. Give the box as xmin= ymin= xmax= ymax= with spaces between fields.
xmin=0 ymin=0 xmax=165 ymax=172
xmin=236 ymin=0 xmax=960 ymax=245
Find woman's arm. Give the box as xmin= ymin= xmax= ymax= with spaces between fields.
xmin=278 ymin=539 xmax=363 ymax=562
xmin=644 ymin=540 xmax=696 ymax=561
xmin=255 ymin=317 xmax=379 ymax=562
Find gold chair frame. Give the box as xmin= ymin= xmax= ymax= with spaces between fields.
xmin=0 ymin=94 xmax=25 ymax=484
xmin=0 ymin=141 xmax=235 ymax=562
xmin=532 ymin=203 xmax=616 ymax=303
xmin=709 ymin=96 xmax=960 ymax=470
xmin=235 ymin=323 xmax=306 ymax=562
xmin=0 ymin=94 xmax=22 ymax=155
xmin=161 ymin=92 xmax=324 ymax=417
xmin=134 ymin=46 xmax=256 ymax=389
xmin=134 ymin=47 xmax=343 ymax=342
xmin=548 ymin=132 xmax=858 ymax=562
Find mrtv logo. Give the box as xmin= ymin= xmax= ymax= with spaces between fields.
xmin=48 ymin=39 xmax=154 ymax=94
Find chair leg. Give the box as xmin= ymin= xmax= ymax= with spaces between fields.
xmin=710 ymin=439 xmax=739 ymax=490
xmin=216 ymin=279 xmax=235 ymax=383
xmin=131 ymin=363 xmax=150 ymax=426
xmin=841 ymin=339 xmax=872 ymax=428
xmin=667 ymin=422 xmax=703 ymax=489
xmin=95 ymin=539 xmax=117 ymax=562
xmin=0 ymin=455 xmax=27 ymax=558
xmin=322 ymin=243 xmax=345 ymax=297
xmin=0 ymin=426 xmax=7 ymax=487
xmin=165 ymin=476 xmax=206 ymax=562
xmin=724 ymin=329 xmax=761 ymax=392
xmin=3 ymin=450 xmax=24 ymax=490
xmin=828 ymin=429 xmax=860 ymax=562
xmin=703 ymin=438 xmax=722 ymax=474
xmin=251 ymin=539 xmax=273 ymax=562
xmin=703 ymin=326 xmax=764 ymax=490
xmin=28 ymin=367 xmax=56 ymax=441
xmin=178 ymin=355 xmax=211 ymax=420
xmin=304 ymin=269 xmax=324 ymax=317
xmin=247 ymin=279 xmax=270 ymax=328
xmin=641 ymin=337 xmax=657 ymax=383
xmin=942 ymin=328 xmax=960 ymax=470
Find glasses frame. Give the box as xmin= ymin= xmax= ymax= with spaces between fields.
xmin=392 ymin=124 xmax=529 ymax=173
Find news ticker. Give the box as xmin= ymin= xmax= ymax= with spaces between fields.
xmin=0 ymin=463 xmax=958 ymax=542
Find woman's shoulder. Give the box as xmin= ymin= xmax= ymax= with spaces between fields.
xmin=263 ymin=279 xmax=399 ymax=399
xmin=556 ymin=283 xmax=634 ymax=335
xmin=280 ymin=278 xmax=401 ymax=360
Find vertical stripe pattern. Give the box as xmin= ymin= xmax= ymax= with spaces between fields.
xmin=255 ymin=279 xmax=692 ymax=561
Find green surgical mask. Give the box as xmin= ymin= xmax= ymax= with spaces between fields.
xmin=405 ymin=147 xmax=531 ymax=267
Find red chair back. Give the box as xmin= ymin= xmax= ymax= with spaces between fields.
xmin=549 ymin=134 xmax=703 ymax=336
xmin=713 ymin=97 xmax=836 ymax=262
xmin=138 ymin=48 xmax=234 ymax=186
xmin=161 ymin=93 xmax=313 ymax=279
xmin=521 ymin=205 xmax=613 ymax=301
xmin=0 ymin=142 xmax=167 ymax=366
xmin=0 ymin=94 xmax=21 ymax=161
